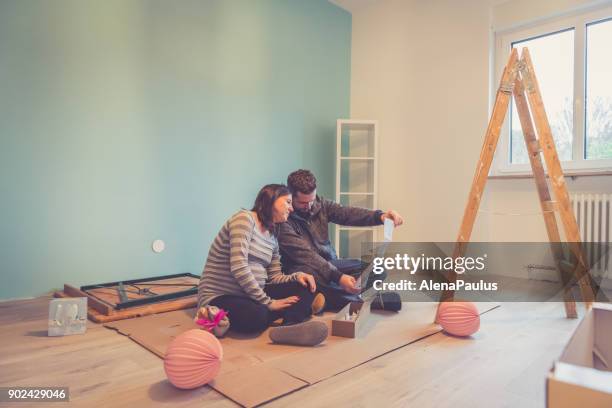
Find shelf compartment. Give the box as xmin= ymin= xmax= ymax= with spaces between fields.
xmin=340 ymin=123 xmax=375 ymax=158
xmin=340 ymin=193 xmax=374 ymax=209
xmin=340 ymin=160 xmax=375 ymax=194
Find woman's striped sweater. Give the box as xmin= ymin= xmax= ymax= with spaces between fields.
xmin=198 ymin=210 xmax=298 ymax=308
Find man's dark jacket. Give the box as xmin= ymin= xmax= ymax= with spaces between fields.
xmin=278 ymin=195 xmax=383 ymax=284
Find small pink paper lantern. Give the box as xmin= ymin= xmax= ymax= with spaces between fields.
xmin=437 ymin=301 xmax=480 ymax=337
xmin=164 ymin=329 xmax=223 ymax=389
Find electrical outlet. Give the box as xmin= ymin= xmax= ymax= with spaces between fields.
xmin=152 ymin=239 xmax=165 ymax=253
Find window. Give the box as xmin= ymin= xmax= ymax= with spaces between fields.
xmin=494 ymin=6 xmax=612 ymax=175
xmin=586 ymin=18 xmax=612 ymax=160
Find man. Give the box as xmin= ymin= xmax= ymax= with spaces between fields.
xmin=278 ymin=169 xmax=403 ymax=310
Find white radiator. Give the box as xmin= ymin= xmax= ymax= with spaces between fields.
xmin=571 ymin=193 xmax=611 ymax=281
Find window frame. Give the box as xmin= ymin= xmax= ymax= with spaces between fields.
xmin=492 ymin=5 xmax=612 ymax=176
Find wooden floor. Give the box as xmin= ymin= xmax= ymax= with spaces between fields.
xmin=0 ymin=295 xmax=582 ymax=407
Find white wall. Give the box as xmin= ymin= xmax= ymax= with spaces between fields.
xmin=351 ymin=0 xmax=612 ymax=247
xmin=351 ymin=0 xmax=491 ymax=242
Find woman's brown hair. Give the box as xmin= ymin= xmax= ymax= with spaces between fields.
xmin=251 ymin=184 xmax=291 ymax=234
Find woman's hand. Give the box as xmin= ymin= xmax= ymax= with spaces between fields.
xmin=268 ymin=296 xmax=299 ymax=311
xmin=296 ymin=272 xmax=316 ymax=292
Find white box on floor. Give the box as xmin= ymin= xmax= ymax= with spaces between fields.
xmin=48 ymin=297 xmax=88 ymax=336
xmin=331 ymin=301 xmax=371 ymax=338
xmin=547 ymin=303 xmax=612 ymax=407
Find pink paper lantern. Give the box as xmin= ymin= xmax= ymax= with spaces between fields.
xmin=437 ymin=301 xmax=480 ymax=337
xmin=164 ymin=329 xmax=223 ymax=389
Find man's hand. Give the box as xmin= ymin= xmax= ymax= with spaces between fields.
xmin=268 ymin=296 xmax=299 ymax=311
xmin=296 ymin=272 xmax=316 ymax=293
xmin=381 ymin=210 xmax=404 ymax=227
xmin=338 ymin=274 xmax=360 ymax=294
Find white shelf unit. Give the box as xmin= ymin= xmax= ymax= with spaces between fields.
xmin=335 ymin=119 xmax=378 ymax=259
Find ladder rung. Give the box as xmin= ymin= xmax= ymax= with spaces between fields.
xmin=542 ymin=200 xmax=558 ymax=212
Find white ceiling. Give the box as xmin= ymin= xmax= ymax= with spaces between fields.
xmin=328 ymin=0 xmax=377 ymax=13
xmin=329 ymin=0 xmax=512 ymax=14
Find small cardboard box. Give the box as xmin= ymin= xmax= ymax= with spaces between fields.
xmin=331 ymin=301 xmax=371 ymax=338
xmin=547 ymin=303 xmax=612 ymax=407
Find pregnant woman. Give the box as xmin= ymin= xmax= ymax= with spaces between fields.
xmin=197 ymin=184 xmax=328 ymax=346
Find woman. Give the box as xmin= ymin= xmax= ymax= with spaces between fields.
xmin=198 ymin=184 xmax=326 ymax=342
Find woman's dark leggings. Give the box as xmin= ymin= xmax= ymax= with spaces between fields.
xmin=209 ymin=281 xmax=314 ymax=333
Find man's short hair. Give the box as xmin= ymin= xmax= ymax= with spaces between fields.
xmin=287 ymin=169 xmax=317 ymax=194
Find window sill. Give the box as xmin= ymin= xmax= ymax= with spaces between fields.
xmin=489 ymin=170 xmax=612 ymax=180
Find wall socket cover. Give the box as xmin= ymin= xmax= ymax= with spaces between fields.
xmin=152 ymin=239 xmax=165 ymax=253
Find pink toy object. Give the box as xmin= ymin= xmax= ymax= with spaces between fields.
xmin=437 ymin=301 xmax=480 ymax=337
xmin=164 ymin=329 xmax=223 ymax=389
xmin=195 ymin=306 xmax=230 ymax=337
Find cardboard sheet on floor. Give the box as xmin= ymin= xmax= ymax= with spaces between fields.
xmin=266 ymin=301 xmax=450 ymax=383
xmin=104 ymin=302 xmax=498 ymax=407
xmin=210 ymin=365 xmax=308 ymax=407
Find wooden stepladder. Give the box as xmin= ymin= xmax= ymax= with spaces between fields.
xmin=437 ymin=48 xmax=597 ymax=320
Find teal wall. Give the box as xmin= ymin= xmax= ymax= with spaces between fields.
xmin=0 ymin=0 xmax=351 ymax=299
